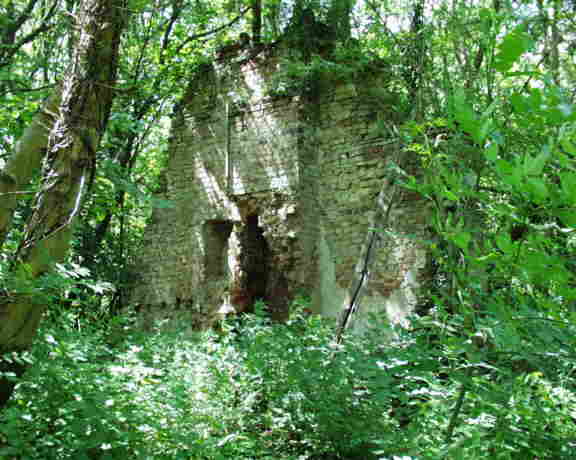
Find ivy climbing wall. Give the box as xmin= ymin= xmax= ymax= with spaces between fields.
xmin=129 ymin=39 xmax=430 ymax=332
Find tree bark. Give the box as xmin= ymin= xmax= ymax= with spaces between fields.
xmin=404 ymin=0 xmax=426 ymax=120
xmin=0 ymin=0 xmax=126 ymax=409
xmin=0 ymin=90 xmax=60 ymax=248
xmin=327 ymin=0 xmax=354 ymax=41
xmin=251 ymin=0 xmax=262 ymax=44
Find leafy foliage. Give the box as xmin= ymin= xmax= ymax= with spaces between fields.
xmin=3 ymin=299 xmax=576 ymax=459
xmin=0 ymin=303 xmax=390 ymax=459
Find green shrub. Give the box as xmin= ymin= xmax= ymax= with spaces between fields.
xmin=2 ymin=299 xmax=576 ymax=459
xmin=0 ymin=301 xmax=395 ymax=459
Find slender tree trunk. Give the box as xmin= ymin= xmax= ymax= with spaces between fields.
xmin=404 ymin=0 xmax=426 ymax=120
xmin=0 ymin=0 xmax=126 ymax=409
xmin=251 ymin=0 xmax=262 ymax=44
xmin=0 ymin=91 xmax=61 ymax=248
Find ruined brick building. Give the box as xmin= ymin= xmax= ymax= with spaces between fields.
xmin=128 ymin=25 xmax=430 ymax=332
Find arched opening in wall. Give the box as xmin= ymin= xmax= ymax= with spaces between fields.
xmin=202 ymin=220 xmax=234 ymax=279
xmin=233 ymin=213 xmax=271 ymax=312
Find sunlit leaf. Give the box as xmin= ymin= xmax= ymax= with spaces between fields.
xmin=494 ymin=24 xmax=531 ymax=72
xmin=484 ymin=142 xmax=498 ymax=161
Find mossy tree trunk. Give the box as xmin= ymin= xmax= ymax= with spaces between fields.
xmin=0 ymin=0 xmax=126 ymax=409
xmin=0 ymin=91 xmax=61 ymax=248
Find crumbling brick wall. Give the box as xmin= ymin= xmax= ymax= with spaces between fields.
xmin=129 ymin=39 xmax=429 ymax=332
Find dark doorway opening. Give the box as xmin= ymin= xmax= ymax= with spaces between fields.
xmin=235 ymin=213 xmax=270 ymax=311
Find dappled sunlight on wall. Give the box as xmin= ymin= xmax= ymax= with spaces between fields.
xmin=129 ymin=42 xmax=429 ymax=333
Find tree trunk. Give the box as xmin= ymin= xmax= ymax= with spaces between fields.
xmin=404 ymin=0 xmax=426 ymax=120
xmin=0 ymin=90 xmax=61 ymax=248
xmin=0 ymin=0 xmax=125 ymax=409
xmin=251 ymin=0 xmax=262 ymax=44
xmin=327 ymin=0 xmax=354 ymax=41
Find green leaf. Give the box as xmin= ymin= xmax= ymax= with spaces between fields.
xmin=560 ymin=138 xmax=576 ymax=156
xmin=484 ymin=142 xmax=499 ymax=161
xmin=555 ymin=210 xmax=576 ymax=228
xmin=477 ymin=118 xmax=493 ymax=144
xmin=510 ymin=92 xmax=529 ymax=113
xmin=498 ymin=158 xmax=521 ymax=188
xmin=561 ymin=172 xmax=576 ymax=203
xmin=496 ymin=233 xmax=512 ymax=253
xmin=453 ymin=89 xmax=477 ymax=137
xmin=452 ymin=232 xmax=471 ymax=251
xmin=526 ymin=177 xmax=548 ymax=201
xmin=523 ymin=151 xmax=549 ymax=176
xmin=442 ymin=189 xmax=459 ymax=201
xmin=479 ymin=7 xmax=492 ymax=23
xmin=494 ymin=25 xmax=531 ymax=72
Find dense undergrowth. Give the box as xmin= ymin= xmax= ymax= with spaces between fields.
xmin=2 ymin=2 xmax=576 ymax=459
xmin=1 ymin=299 xmax=576 ymax=460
